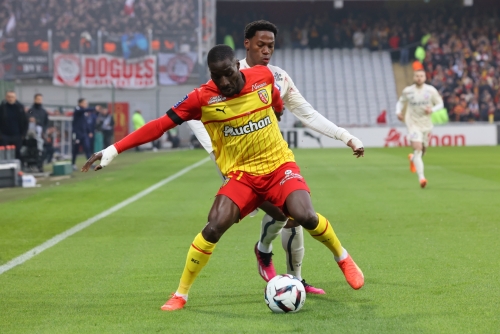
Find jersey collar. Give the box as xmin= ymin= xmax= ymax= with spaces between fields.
xmin=239 ymin=58 xmax=250 ymax=69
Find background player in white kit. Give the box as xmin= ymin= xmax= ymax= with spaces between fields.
xmin=187 ymin=20 xmax=365 ymax=293
xmin=395 ymin=67 xmax=444 ymax=188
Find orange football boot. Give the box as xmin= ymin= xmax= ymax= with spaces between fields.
xmin=408 ymin=154 xmax=416 ymax=173
xmin=161 ymin=294 xmax=186 ymax=311
xmin=420 ymin=178 xmax=427 ymax=188
xmin=337 ymin=255 xmax=364 ymax=290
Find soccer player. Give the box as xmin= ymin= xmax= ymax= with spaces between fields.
xmin=396 ymin=66 xmax=443 ymax=188
xmin=187 ymin=20 xmax=365 ymax=294
xmin=82 ymin=45 xmax=364 ymax=311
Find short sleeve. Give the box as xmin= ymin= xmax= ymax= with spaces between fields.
xmin=268 ymin=68 xmax=284 ymax=112
xmin=171 ymin=89 xmax=202 ymax=121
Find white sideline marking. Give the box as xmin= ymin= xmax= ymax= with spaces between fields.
xmin=0 ymin=157 xmax=210 ymax=275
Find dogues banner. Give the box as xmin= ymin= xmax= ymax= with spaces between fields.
xmin=53 ymin=53 xmax=156 ymax=89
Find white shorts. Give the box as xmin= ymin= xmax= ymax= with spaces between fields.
xmin=408 ymin=126 xmax=431 ymax=147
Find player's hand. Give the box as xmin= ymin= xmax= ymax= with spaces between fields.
xmin=347 ymin=138 xmax=364 ymax=158
xmin=81 ymin=145 xmax=118 ymax=172
xmin=424 ymin=106 xmax=432 ymax=115
xmin=397 ymin=113 xmax=404 ymax=121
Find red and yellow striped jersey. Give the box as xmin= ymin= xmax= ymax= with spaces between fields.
xmin=171 ymin=65 xmax=295 ymax=176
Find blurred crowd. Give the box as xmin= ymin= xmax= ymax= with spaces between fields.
xmin=422 ymin=16 xmax=500 ymax=122
xmin=218 ymin=6 xmax=499 ymax=123
xmin=1 ymin=0 xmax=196 ymax=36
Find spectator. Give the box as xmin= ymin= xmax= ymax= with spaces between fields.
xmin=86 ymin=106 xmax=98 ymax=152
xmin=388 ymin=32 xmax=400 ymax=61
xmin=0 ymin=91 xmax=28 ymax=161
xmin=132 ymin=110 xmax=145 ymax=151
xmin=309 ymin=24 xmax=321 ymax=49
xmin=468 ymin=98 xmax=480 ymax=121
xmin=28 ymin=93 xmax=49 ymax=170
xmin=98 ymin=108 xmax=115 ymax=148
xmin=71 ymin=98 xmax=100 ymax=170
xmin=167 ymin=128 xmax=180 ymax=148
xmin=400 ymin=33 xmax=410 ymax=65
xmin=353 ymin=29 xmax=365 ymax=49
xmin=44 ymin=126 xmax=56 ymax=164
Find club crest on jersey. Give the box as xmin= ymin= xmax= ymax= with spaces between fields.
xmin=174 ymin=95 xmax=188 ymax=108
xmin=223 ymin=116 xmax=271 ymax=137
xmin=258 ymin=89 xmax=269 ymax=104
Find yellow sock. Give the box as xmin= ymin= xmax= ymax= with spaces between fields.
xmin=306 ymin=213 xmax=343 ymax=258
xmin=177 ymin=233 xmax=216 ymax=295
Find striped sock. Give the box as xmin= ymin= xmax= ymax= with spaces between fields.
xmin=177 ymin=232 xmax=216 ymax=295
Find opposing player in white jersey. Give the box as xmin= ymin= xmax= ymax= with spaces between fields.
xmin=187 ymin=20 xmax=365 ymax=293
xmin=396 ymin=68 xmax=444 ymax=188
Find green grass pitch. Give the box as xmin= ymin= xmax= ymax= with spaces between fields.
xmin=0 ymin=146 xmax=499 ymax=333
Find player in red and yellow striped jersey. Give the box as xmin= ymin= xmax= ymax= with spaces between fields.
xmin=177 ymin=67 xmax=293 ymax=177
xmin=82 ymin=45 xmax=364 ymax=311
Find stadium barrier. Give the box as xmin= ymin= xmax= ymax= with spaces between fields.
xmin=281 ymin=124 xmax=498 ymax=148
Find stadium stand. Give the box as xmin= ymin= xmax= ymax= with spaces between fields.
xmin=8 ymin=0 xmax=196 ymax=36
xmin=222 ymin=4 xmax=500 ymax=124
xmin=236 ymin=48 xmax=398 ymax=126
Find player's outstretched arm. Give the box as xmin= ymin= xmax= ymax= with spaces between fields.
xmin=81 ymin=113 xmax=178 ymax=172
xmin=280 ymin=71 xmax=363 ymax=154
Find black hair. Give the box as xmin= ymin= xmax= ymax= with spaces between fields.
xmin=207 ymin=44 xmax=235 ymax=65
xmin=34 ymin=93 xmax=42 ymax=99
xmin=244 ymin=20 xmax=278 ymax=40
xmin=78 ymin=98 xmax=86 ymax=104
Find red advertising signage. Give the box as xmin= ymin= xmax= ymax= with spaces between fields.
xmin=109 ymin=102 xmax=130 ymax=142
xmin=53 ymin=53 xmax=156 ymax=89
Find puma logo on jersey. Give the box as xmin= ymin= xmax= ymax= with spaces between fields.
xmin=223 ymin=116 xmax=271 ymax=137
xmin=216 ymin=106 xmax=226 ymax=114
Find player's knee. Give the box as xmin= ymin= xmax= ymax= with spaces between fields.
xmin=292 ymin=210 xmax=318 ymax=230
xmin=202 ymin=223 xmax=224 ymax=243
xmin=284 ymin=219 xmax=300 ymax=228
xmin=260 ymin=203 xmax=288 ymax=221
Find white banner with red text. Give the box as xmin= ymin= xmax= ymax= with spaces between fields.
xmin=280 ymin=125 xmax=498 ymax=148
xmin=52 ymin=53 xmax=156 ymax=89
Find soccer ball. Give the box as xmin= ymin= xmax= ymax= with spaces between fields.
xmin=264 ymin=274 xmax=306 ymax=313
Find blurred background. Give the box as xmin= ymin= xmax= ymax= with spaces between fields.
xmin=0 ymin=0 xmax=498 ymax=174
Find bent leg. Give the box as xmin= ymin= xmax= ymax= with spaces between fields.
xmin=285 ymin=190 xmax=344 ymax=258
xmin=176 ymin=195 xmax=240 ymax=297
xmin=257 ymin=201 xmax=288 ymax=253
xmin=285 ymin=190 xmax=364 ymax=290
xmin=411 ymin=140 xmax=425 ymax=181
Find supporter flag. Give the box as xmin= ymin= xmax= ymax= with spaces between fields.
xmin=124 ymin=0 xmax=135 ymax=17
xmin=377 ymin=110 xmax=387 ymax=124
xmin=6 ymin=14 xmax=16 ymax=34
xmin=158 ymin=52 xmax=197 ymax=85
xmin=431 ymin=108 xmax=449 ymax=125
